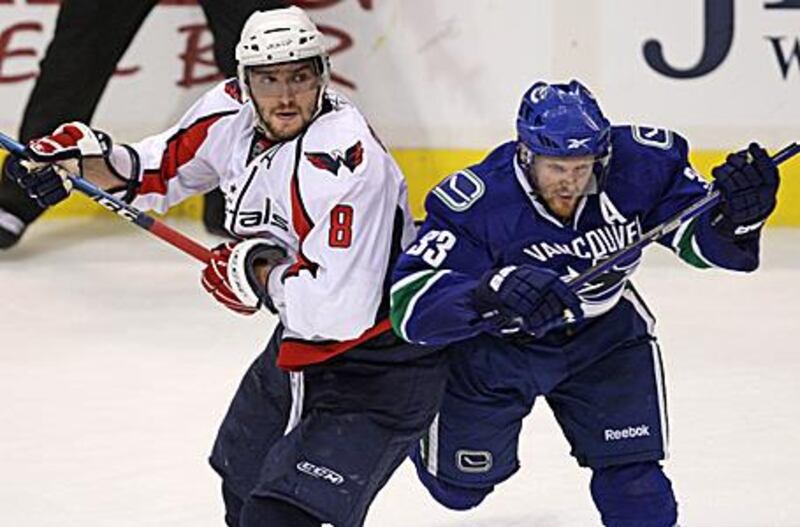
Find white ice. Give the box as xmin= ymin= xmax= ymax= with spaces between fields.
xmin=1 ymin=220 xmax=799 ymax=527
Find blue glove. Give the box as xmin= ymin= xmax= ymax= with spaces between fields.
xmin=4 ymin=157 xmax=71 ymax=207
xmin=473 ymin=264 xmax=584 ymax=338
xmin=4 ymin=122 xmax=112 ymax=208
xmin=711 ymin=142 xmax=779 ymax=237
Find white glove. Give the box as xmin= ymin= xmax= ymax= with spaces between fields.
xmin=26 ymin=121 xmax=111 ymax=175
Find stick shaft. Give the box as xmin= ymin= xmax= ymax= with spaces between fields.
xmin=570 ymin=142 xmax=800 ymax=289
xmin=0 ymin=131 xmax=212 ymax=263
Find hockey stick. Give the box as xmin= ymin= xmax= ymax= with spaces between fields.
xmin=570 ymin=142 xmax=800 ymax=290
xmin=0 ymin=131 xmax=212 ymax=263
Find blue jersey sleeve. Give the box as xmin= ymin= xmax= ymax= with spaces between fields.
xmin=639 ymin=131 xmax=761 ymax=271
xmin=390 ymin=188 xmax=494 ymax=345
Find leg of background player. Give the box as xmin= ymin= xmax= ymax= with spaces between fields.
xmin=197 ymin=0 xmax=287 ymax=236
xmin=0 ymin=0 xmax=158 ymax=248
xmin=198 ymin=0 xmax=288 ymax=78
xmin=19 ymin=0 xmax=159 ymax=142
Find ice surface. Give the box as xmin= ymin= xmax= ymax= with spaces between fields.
xmin=2 ymin=220 xmax=799 ymax=526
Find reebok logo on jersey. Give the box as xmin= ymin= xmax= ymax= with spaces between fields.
xmin=305 ymin=141 xmax=364 ymax=176
xmin=296 ymin=460 xmax=345 ymax=486
xmin=604 ymin=424 xmax=651 ymax=442
xmin=456 ymin=450 xmax=493 ymax=473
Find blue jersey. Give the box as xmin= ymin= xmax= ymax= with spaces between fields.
xmin=390 ymin=125 xmax=762 ymax=345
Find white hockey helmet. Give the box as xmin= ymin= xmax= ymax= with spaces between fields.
xmin=235 ymin=6 xmax=330 ymax=103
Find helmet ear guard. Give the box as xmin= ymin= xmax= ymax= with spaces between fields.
xmin=516 ymin=80 xmax=612 ymax=192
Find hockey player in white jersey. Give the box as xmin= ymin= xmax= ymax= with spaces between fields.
xmin=6 ymin=7 xmax=448 ymax=526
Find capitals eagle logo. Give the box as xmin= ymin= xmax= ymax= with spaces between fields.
xmin=305 ymin=141 xmax=364 ymax=176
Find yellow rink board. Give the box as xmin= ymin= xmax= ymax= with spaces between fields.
xmin=1 ymin=148 xmax=799 ymax=225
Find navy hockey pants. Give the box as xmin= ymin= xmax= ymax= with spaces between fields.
xmin=414 ymin=288 xmax=670 ymax=492
xmin=210 ymin=326 xmax=449 ymax=527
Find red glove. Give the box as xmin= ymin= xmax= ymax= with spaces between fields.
xmin=27 ymin=122 xmax=110 ymax=163
xmin=201 ymin=240 xmax=288 ymax=315
xmin=201 ymin=242 xmax=257 ymax=315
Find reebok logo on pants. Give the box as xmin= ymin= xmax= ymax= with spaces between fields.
xmin=604 ymin=425 xmax=650 ymax=441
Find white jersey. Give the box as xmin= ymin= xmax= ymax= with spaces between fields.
xmin=122 ymin=79 xmax=417 ymax=369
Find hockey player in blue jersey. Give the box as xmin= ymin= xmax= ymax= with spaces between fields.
xmin=389 ymin=80 xmax=781 ymax=526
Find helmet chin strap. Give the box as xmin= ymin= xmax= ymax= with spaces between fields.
xmin=250 ymin=93 xmax=272 ymax=138
xmin=309 ymin=84 xmax=328 ymax=121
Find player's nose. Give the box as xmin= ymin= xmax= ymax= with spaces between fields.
xmin=277 ymin=84 xmax=294 ymax=102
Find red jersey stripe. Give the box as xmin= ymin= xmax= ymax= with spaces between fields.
xmin=138 ymin=111 xmax=236 ymax=196
xmin=277 ymin=319 xmax=393 ymax=370
xmin=284 ymin=142 xmax=319 ymax=278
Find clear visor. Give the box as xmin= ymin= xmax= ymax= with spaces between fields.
xmin=530 ymin=164 xmax=599 ymax=198
xmin=520 ymin=146 xmax=602 ymax=197
xmin=246 ymin=61 xmax=323 ymax=98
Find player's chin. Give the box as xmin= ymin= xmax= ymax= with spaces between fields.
xmin=267 ymin=118 xmax=304 ymax=141
xmin=549 ymin=195 xmax=580 ymax=216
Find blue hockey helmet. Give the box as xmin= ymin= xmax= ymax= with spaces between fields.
xmin=516 ymin=80 xmax=612 ymax=190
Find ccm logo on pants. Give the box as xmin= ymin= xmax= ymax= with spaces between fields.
xmin=296 ymin=460 xmax=345 ymax=486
